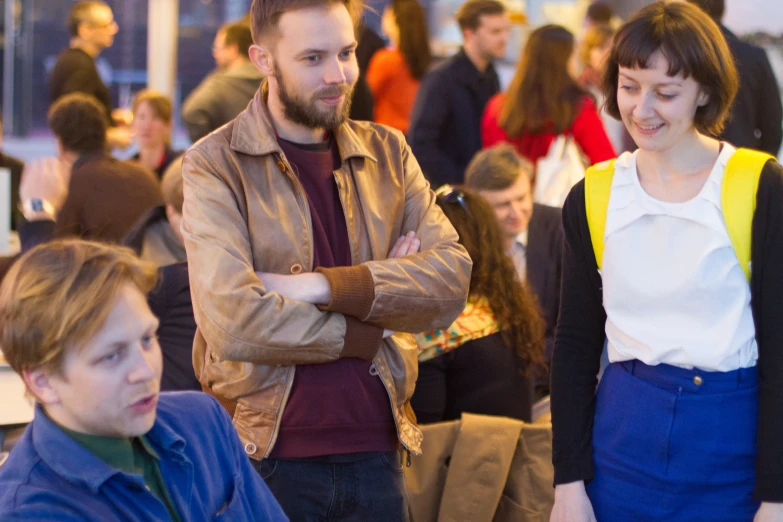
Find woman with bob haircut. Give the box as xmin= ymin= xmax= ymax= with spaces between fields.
xmin=550 ymin=2 xmax=783 ymax=521
xmin=481 ymin=24 xmax=615 ymax=168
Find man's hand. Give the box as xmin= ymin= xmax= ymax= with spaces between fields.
xmin=755 ymin=502 xmax=783 ymax=522
xmin=112 ymin=107 xmax=134 ymax=127
xmin=388 ymin=231 xmax=420 ymax=259
xmin=256 ymin=232 xmax=420 ymax=308
xmin=106 ymin=126 xmax=134 ymax=150
xmin=256 ymin=272 xmax=331 ymax=306
xmin=19 ymin=158 xmax=70 ymax=221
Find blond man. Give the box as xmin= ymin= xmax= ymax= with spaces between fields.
xmin=0 ymin=240 xmax=285 ymax=521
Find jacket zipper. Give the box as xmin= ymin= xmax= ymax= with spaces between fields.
xmin=265 ymin=152 xmax=314 ymax=457
xmin=334 ymin=168 xmax=415 ymax=455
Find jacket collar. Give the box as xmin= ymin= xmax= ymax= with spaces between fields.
xmin=230 ymin=82 xmax=377 ymax=164
xmin=31 ymin=403 xmax=187 ymax=493
xmin=451 ymin=48 xmax=497 ymax=86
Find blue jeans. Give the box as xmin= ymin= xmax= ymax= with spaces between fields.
xmin=252 ymin=451 xmax=410 ymax=522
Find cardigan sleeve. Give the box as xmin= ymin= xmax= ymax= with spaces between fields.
xmin=550 ymin=180 xmax=607 ymax=485
xmin=751 ymin=161 xmax=783 ymax=501
xmin=571 ymin=97 xmax=617 ymax=165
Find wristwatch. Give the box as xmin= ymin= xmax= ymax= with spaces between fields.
xmin=20 ymin=198 xmax=56 ymax=220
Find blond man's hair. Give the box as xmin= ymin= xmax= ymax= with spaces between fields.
xmin=0 ymin=240 xmax=158 ymax=377
xmin=464 ymin=143 xmax=534 ymax=192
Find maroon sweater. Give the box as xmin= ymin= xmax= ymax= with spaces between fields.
xmin=267 ymin=136 xmax=398 ymax=459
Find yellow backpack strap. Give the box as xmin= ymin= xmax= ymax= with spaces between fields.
xmin=585 ymin=159 xmax=617 ymax=270
xmin=722 ymin=148 xmax=775 ymax=282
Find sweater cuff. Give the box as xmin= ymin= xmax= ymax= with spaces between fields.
xmin=754 ymin=474 xmax=783 ymax=502
xmin=553 ymin=454 xmax=595 ymax=487
xmin=315 ymin=265 xmax=375 ymax=320
xmin=340 ymin=316 xmax=383 ymax=360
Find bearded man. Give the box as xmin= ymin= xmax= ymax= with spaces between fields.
xmin=179 ymin=0 xmax=472 ymax=519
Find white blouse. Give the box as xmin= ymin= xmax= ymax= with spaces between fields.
xmin=602 ymin=144 xmax=757 ymax=372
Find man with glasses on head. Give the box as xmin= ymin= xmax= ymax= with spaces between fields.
xmin=50 ymin=1 xmax=132 ymax=148
xmin=181 ymin=0 xmax=472 ymax=517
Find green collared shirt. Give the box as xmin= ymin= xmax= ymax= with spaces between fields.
xmin=58 ymin=424 xmax=181 ymax=522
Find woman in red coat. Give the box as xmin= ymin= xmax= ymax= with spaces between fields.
xmin=482 ymin=25 xmax=616 ymax=167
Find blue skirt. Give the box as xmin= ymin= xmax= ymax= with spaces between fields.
xmin=586 ymin=360 xmax=759 ymax=522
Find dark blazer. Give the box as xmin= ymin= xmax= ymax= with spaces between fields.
xmin=408 ymin=50 xmax=500 ymax=187
xmin=721 ymin=26 xmax=782 ymax=155
xmin=526 ymin=202 xmax=564 ymax=363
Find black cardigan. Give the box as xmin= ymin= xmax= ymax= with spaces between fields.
xmin=551 ymin=160 xmax=783 ymax=501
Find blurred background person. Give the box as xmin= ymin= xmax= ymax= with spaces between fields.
xmin=33 ymin=93 xmax=162 ymax=243
xmin=578 ymin=23 xmax=631 ymax=153
xmin=687 ymin=0 xmax=782 ymax=155
xmin=49 ymin=1 xmax=132 ymax=149
xmin=366 ymin=0 xmax=431 ymax=134
xmin=124 ymin=156 xmax=186 ymax=268
xmin=482 ymin=24 xmax=615 ymax=173
xmin=182 ymin=21 xmax=263 ymax=142
xmin=408 ymin=0 xmax=510 ymax=186
xmin=411 ymin=186 xmax=546 ymax=424
xmin=130 ymin=90 xmax=181 ymax=179
xmin=583 ymin=1 xmax=616 ymax=31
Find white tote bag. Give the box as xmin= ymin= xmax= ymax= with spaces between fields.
xmin=533 ymin=135 xmax=586 ymax=207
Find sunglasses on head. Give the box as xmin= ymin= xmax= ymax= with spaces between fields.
xmin=435 ymin=185 xmax=471 ymax=216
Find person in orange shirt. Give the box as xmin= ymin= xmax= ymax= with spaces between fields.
xmin=367 ymin=0 xmax=431 ymax=134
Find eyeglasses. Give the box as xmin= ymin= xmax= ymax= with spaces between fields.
xmin=435 ymin=184 xmax=471 ymax=216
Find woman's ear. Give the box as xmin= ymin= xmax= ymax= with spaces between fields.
xmin=697 ymin=88 xmax=710 ymax=107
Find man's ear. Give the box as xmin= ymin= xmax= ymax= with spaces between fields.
xmin=249 ymin=43 xmax=275 ymax=77
xmin=23 ymin=368 xmax=61 ymax=405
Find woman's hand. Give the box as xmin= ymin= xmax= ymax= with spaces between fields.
xmin=755 ymin=502 xmax=783 ymax=522
xmin=550 ymin=481 xmax=597 ymax=522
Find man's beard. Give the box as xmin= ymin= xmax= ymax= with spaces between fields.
xmin=274 ymin=63 xmax=354 ymax=130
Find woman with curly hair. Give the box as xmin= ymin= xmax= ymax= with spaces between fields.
xmin=410 ymin=186 xmax=546 ymax=423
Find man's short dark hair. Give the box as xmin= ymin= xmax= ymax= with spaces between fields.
xmin=249 ymin=0 xmax=364 ymax=43
xmin=603 ymin=1 xmax=738 ymax=136
xmin=48 ymin=93 xmax=107 ymax=154
xmin=455 ymin=0 xmax=506 ymax=32
xmin=686 ymin=0 xmax=725 ymax=22
xmin=69 ymin=1 xmax=109 ymax=38
xmin=221 ymin=22 xmax=254 ymax=59
xmin=586 ymin=2 xmax=613 ymax=24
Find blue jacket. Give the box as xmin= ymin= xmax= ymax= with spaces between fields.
xmin=0 ymin=392 xmax=288 ymax=521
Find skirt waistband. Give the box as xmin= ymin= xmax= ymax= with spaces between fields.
xmin=617 ymin=360 xmax=757 ymax=394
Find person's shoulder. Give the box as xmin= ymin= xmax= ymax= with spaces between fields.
xmin=155 ymin=392 xmax=227 ymax=428
xmin=759 ymin=157 xmax=783 ymax=188
xmin=533 ymin=203 xmax=562 ymax=224
xmin=373 ymin=48 xmax=403 ymax=66
xmin=345 ymin=119 xmax=407 ymax=149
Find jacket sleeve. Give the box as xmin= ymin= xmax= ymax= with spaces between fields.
xmin=751 ymin=162 xmax=783 ymax=501
xmin=550 ymin=180 xmax=607 ymax=486
xmin=756 ymin=52 xmax=783 ymax=156
xmin=181 ymin=148 xmax=381 ymax=366
xmin=572 ymin=97 xmax=617 ymax=165
xmin=317 ymin=138 xmax=472 ymax=333
xmin=181 ymin=76 xmax=220 ymax=143
xmin=407 ymin=71 xmax=463 ymax=187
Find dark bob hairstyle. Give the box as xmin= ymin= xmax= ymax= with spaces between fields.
xmin=602 ymin=0 xmax=739 ymax=136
